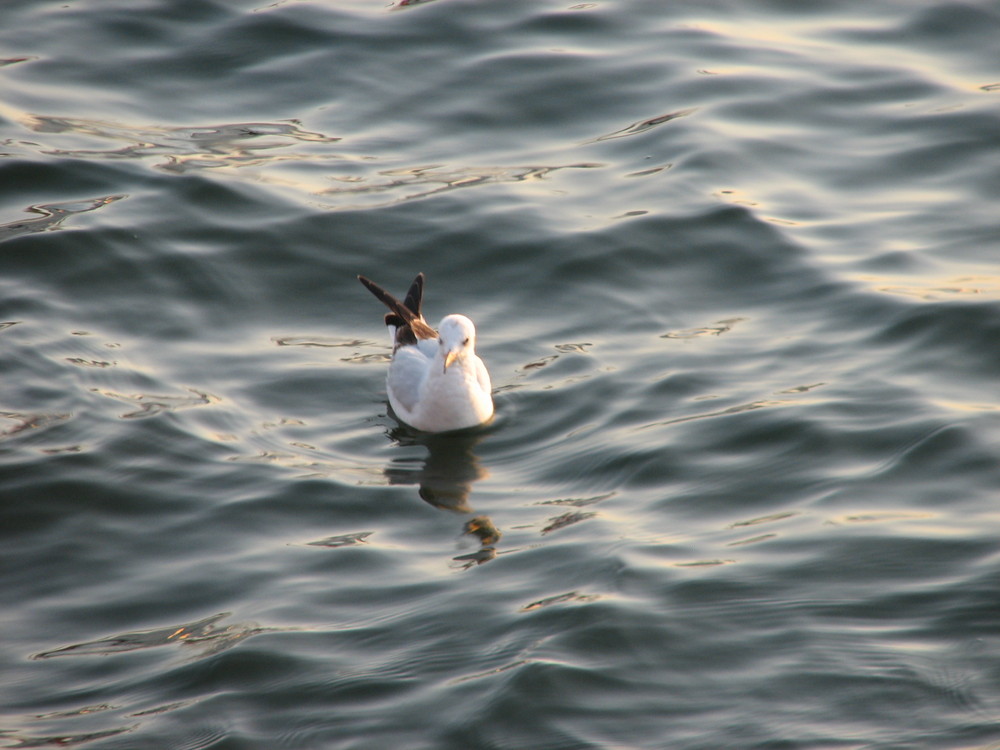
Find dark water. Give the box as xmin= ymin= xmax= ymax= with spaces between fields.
xmin=2 ymin=0 xmax=1000 ymax=747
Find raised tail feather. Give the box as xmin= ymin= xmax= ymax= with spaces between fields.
xmin=358 ymin=273 xmax=437 ymax=347
xmin=402 ymin=273 xmax=424 ymax=318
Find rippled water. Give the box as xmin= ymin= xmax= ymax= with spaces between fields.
xmin=2 ymin=0 xmax=1000 ymax=747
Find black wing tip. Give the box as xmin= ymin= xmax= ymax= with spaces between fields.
xmin=358 ymin=273 xmax=437 ymax=343
xmin=358 ymin=272 xmax=423 ymax=283
xmin=358 ymin=273 xmax=426 ymax=309
xmin=404 ymin=273 xmax=426 ymax=316
xmin=357 ymin=273 xmax=421 ymax=291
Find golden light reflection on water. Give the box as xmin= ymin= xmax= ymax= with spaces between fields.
xmin=931 ymin=399 xmax=1000 ymax=414
xmin=1 ymin=102 xmax=614 ymax=212
xmin=857 ymin=274 xmax=1000 ymax=301
xmin=689 ymin=17 xmax=994 ymax=93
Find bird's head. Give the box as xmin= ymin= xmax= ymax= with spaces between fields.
xmin=438 ymin=314 xmax=477 ymax=372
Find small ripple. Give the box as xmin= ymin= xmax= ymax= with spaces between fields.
xmin=0 ymin=723 xmax=137 ymax=748
xmin=730 ymin=511 xmax=799 ymax=529
xmin=520 ymin=591 xmax=600 ymax=612
xmin=305 ymin=531 xmax=374 ymax=548
xmin=0 ymin=56 xmax=36 ymax=67
xmin=448 ymin=659 xmax=531 ymax=685
xmin=625 ymin=163 xmax=672 ymax=177
xmin=588 ymin=108 xmax=696 ymax=142
xmin=832 ymin=511 xmax=936 ymax=525
xmin=540 ymin=511 xmax=597 ymax=535
xmin=127 ymin=701 xmax=193 ymax=718
xmin=861 ymin=274 xmax=1000 ymax=302
xmin=272 ymin=336 xmax=375 ymax=349
xmin=316 ymin=162 xmax=603 ymax=211
xmin=65 ymin=357 xmax=116 ymax=369
xmin=727 ymin=533 xmax=778 ymax=547
xmin=31 ymin=612 xmax=263 ymax=660
xmin=661 ymin=317 xmax=746 ymax=339
xmin=17 ymin=113 xmax=339 ymax=170
xmin=340 ymin=352 xmax=390 ymax=364
xmin=553 ymin=342 xmax=592 ymax=354
xmin=0 ymin=411 xmax=71 ymax=440
xmin=32 ymin=705 xmax=116 ymax=720
xmin=536 ymin=492 xmax=615 ymax=508
xmin=0 ymin=195 xmax=125 ymax=243
xmin=519 ymin=354 xmax=558 ymax=371
xmin=637 ymin=396 xmax=789 ymax=430
xmin=452 ymin=547 xmax=497 ymax=568
xmin=90 ymin=387 xmax=220 ymax=419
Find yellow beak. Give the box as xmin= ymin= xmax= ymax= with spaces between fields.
xmin=443 ymin=349 xmax=458 ymax=372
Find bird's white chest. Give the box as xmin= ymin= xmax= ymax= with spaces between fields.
xmin=411 ymin=361 xmax=489 ymax=432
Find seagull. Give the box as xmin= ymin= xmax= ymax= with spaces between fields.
xmin=358 ymin=273 xmax=494 ymax=433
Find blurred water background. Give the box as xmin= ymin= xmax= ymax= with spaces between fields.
xmin=2 ymin=0 xmax=1000 ymax=747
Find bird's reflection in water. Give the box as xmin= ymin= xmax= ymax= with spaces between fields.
xmin=384 ymin=427 xmax=499 ymax=566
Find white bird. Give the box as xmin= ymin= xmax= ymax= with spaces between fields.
xmin=358 ymin=273 xmax=494 ymax=433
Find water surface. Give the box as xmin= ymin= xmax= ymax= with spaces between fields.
xmin=2 ymin=0 xmax=1000 ymax=748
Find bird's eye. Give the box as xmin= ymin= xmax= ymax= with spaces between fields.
xmin=462 ymin=338 xmax=470 ymax=346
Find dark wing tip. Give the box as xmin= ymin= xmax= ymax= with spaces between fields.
xmin=403 ymin=273 xmax=425 ymax=316
xmin=358 ymin=274 xmax=402 ymax=311
xmin=359 ymin=273 xmax=437 ymax=344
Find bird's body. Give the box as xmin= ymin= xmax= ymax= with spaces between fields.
xmin=358 ymin=273 xmax=493 ymax=433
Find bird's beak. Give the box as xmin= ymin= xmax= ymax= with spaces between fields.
xmin=443 ymin=349 xmax=458 ymax=373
